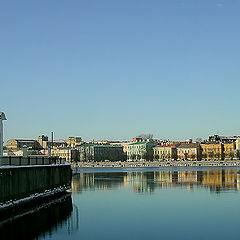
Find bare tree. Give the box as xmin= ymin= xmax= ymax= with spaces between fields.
xmin=208 ymin=151 xmax=214 ymax=159
xmin=137 ymin=134 xmax=153 ymax=140
xmin=229 ymin=152 xmax=234 ymax=160
xmin=196 ymin=138 xmax=202 ymax=143
xmin=215 ymin=152 xmax=220 ymax=160
xmin=202 ymin=153 xmax=207 ymax=160
xmin=190 ymin=153 xmax=196 ymax=160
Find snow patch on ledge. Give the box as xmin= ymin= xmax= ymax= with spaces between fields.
xmin=0 ymin=185 xmax=70 ymax=210
xmin=0 ymin=163 xmax=71 ymax=170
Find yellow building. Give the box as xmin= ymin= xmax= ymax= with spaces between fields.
xmin=51 ymin=148 xmax=79 ymax=162
xmin=177 ymin=143 xmax=201 ymax=161
xmin=224 ymin=142 xmax=235 ymax=159
xmin=37 ymin=135 xmax=48 ymax=149
xmin=65 ymin=137 xmax=83 ymax=148
xmin=6 ymin=139 xmax=42 ymax=151
xmin=200 ymin=143 xmax=224 ymax=160
xmin=153 ymin=145 xmax=178 ymax=161
xmin=236 ymin=139 xmax=240 ymax=150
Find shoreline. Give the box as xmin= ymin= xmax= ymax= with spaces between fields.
xmin=71 ymin=160 xmax=240 ymax=169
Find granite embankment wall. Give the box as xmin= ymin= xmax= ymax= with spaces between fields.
xmin=0 ymin=164 xmax=72 ymax=215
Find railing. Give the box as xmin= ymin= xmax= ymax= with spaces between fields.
xmin=0 ymin=156 xmax=66 ymax=166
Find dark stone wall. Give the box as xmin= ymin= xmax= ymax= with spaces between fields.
xmin=0 ymin=165 xmax=72 ymax=204
xmin=0 ymin=193 xmax=73 ymax=240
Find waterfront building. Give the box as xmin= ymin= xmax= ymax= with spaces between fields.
xmin=51 ymin=148 xmax=79 ymax=162
xmin=153 ymin=144 xmax=178 ymax=161
xmin=221 ymin=136 xmax=240 ymax=143
xmin=65 ymin=137 xmax=83 ymax=148
xmin=223 ymin=142 xmax=235 ymax=159
xmin=208 ymin=134 xmax=240 ymax=143
xmin=236 ymin=139 xmax=240 ymax=150
xmin=79 ymin=144 xmax=125 ymax=162
xmin=200 ymin=143 xmax=224 ymax=160
xmin=235 ymin=139 xmax=240 ymax=159
xmin=155 ymin=139 xmax=173 ymax=146
xmin=91 ymin=140 xmax=131 ymax=155
xmin=5 ymin=148 xmax=41 ymax=156
xmin=185 ymin=139 xmax=193 ymax=144
xmin=6 ymin=139 xmax=43 ymax=151
xmin=133 ymin=137 xmax=143 ymax=142
xmin=37 ymin=135 xmax=49 ymax=149
xmin=177 ymin=143 xmax=202 ymax=161
xmin=109 ymin=141 xmax=132 ymax=153
xmin=47 ymin=140 xmax=67 ymax=149
xmin=127 ymin=140 xmax=158 ymax=161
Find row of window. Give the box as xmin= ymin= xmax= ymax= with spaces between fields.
xmin=154 ymin=150 xmax=170 ymax=154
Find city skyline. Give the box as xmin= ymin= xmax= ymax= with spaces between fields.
xmin=1 ymin=0 xmax=240 ymax=141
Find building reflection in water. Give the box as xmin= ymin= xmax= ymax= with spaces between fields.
xmin=0 ymin=193 xmax=79 ymax=240
xmin=72 ymin=169 xmax=240 ymax=194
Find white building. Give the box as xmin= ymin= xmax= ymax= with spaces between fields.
xmin=127 ymin=140 xmax=157 ymax=161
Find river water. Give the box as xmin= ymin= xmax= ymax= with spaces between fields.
xmin=1 ymin=167 xmax=240 ymax=240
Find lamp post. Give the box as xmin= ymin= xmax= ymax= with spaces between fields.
xmin=0 ymin=112 xmax=7 ymax=164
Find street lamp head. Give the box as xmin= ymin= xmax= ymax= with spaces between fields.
xmin=0 ymin=112 xmax=7 ymax=121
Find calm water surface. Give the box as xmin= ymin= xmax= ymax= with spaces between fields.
xmin=2 ymin=167 xmax=240 ymax=240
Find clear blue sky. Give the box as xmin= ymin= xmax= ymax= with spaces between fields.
xmin=1 ymin=0 xmax=240 ymax=142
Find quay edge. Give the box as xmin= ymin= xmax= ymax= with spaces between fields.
xmin=0 ymin=164 xmax=72 ymax=219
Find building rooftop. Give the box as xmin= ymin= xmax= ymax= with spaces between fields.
xmin=154 ymin=143 xmax=180 ymax=148
xmin=177 ymin=143 xmax=200 ymax=148
xmin=8 ymin=139 xmax=37 ymax=142
xmin=129 ymin=141 xmax=149 ymax=145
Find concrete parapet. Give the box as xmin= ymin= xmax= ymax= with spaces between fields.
xmin=0 ymin=156 xmax=65 ymax=166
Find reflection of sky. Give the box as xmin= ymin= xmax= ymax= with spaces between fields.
xmin=41 ymin=168 xmax=240 ymax=240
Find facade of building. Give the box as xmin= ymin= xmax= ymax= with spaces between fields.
xmin=224 ymin=142 xmax=236 ymax=159
xmin=79 ymin=144 xmax=125 ymax=162
xmin=127 ymin=140 xmax=158 ymax=161
xmin=153 ymin=145 xmax=178 ymax=161
xmin=201 ymin=143 xmax=224 ymax=160
xmin=65 ymin=137 xmax=83 ymax=148
xmin=47 ymin=140 xmax=67 ymax=149
xmin=235 ymin=139 xmax=240 ymax=159
xmin=133 ymin=137 xmax=143 ymax=142
xmin=51 ymin=148 xmax=79 ymax=162
xmin=109 ymin=141 xmax=132 ymax=153
xmin=208 ymin=135 xmax=240 ymax=143
xmin=177 ymin=143 xmax=202 ymax=161
xmin=236 ymin=139 xmax=240 ymax=150
xmin=37 ymin=135 xmax=48 ymax=149
xmin=6 ymin=139 xmax=43 ymax=151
